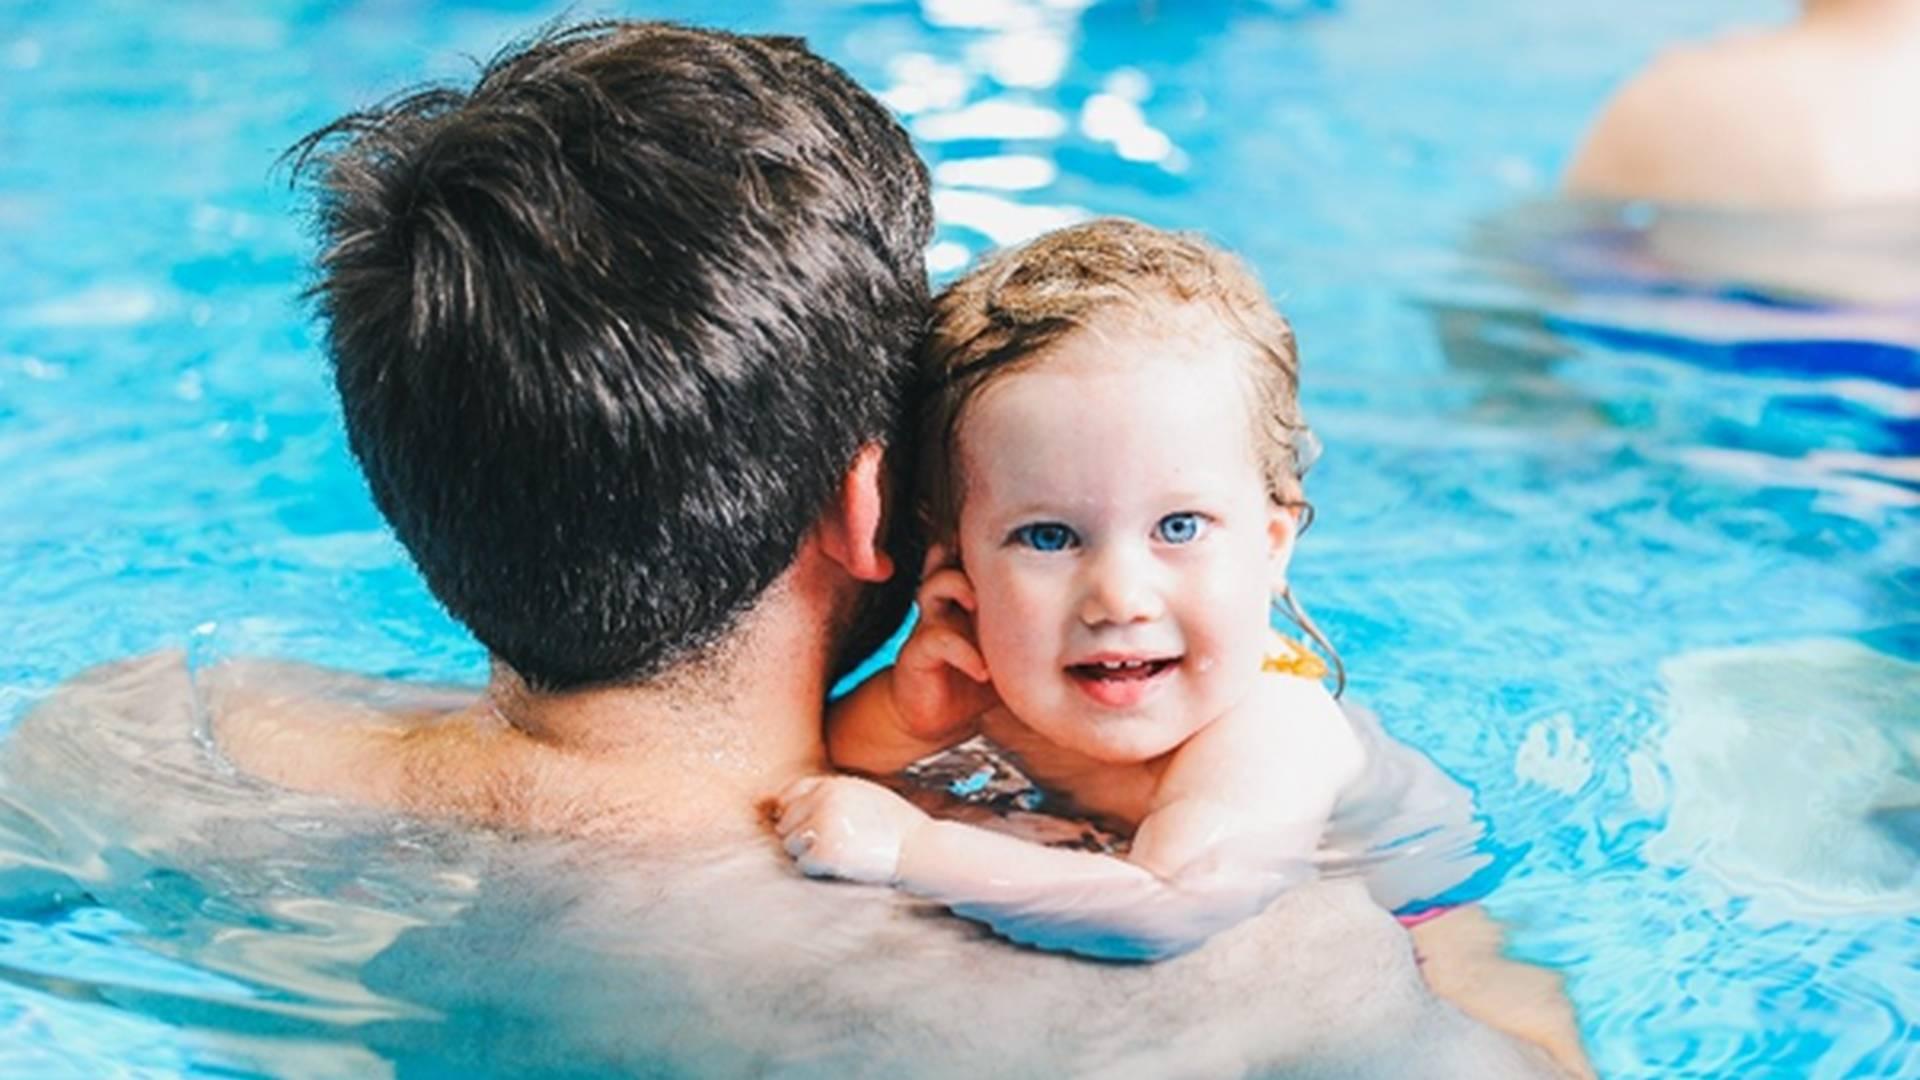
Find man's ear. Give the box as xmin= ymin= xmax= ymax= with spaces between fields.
xmin=815 ymin=442 xmax=896 ymax=583
xmin=1267 ymin=501 xmax=1301 ymax=594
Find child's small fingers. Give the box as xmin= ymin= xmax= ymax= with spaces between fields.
xmin=778 ymin=776 xmax=822 ymax=802
xmin=898 ymin=626 xmax=986 ymax=683
xmin=772 ymin=777 xmax=823 ymax=820
xmin=783 ymin=824 xmax=821 ymax=860
xmin=772 ymin=801 xmax=801 ymax=836
xmin=774 ymin=796 xmax=823 ymax=840
xmin=918 ymin=628 xmax=989 ymax=682
xmin=795 ymin=848 xmax=841 ymax=880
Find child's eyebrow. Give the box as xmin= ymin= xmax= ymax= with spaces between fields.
xmin=989 ymin=500 xmax=1074 ymax=524
xmin=1155 ymin=484 xmax=1236 ymax=505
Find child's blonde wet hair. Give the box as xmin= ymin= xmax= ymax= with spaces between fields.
xmin=915 ymin=217 xmax=1344 ymax=693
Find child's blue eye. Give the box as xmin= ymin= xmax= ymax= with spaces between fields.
xmin=1010 ymin=522 xmax=1078 ymax=552
xmin=1154 ymin=512 xmax=1208 ymax=544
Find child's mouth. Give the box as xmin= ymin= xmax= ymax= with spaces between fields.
xmin=1066 ymin=658 xmax=1177 ymax=707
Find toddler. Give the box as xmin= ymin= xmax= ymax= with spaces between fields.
xmin=775 ymin=219 xmax=1457 ymax=960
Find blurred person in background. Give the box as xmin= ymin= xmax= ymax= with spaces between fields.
xmin=1566 ymin=0 xmax=1920 ymax=210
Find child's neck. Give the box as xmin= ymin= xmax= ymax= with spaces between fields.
xmin=977 ymin=707 xmax=1170 ymax=830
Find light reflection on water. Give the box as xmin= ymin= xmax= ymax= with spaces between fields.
xmin=4 ymin=0 xmax=1917 ymax=1076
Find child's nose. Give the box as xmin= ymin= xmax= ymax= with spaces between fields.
xmin=1077 ymin=549 xmax=1164 ymax=626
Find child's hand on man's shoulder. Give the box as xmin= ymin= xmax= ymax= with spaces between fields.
xmin=774 ymin=775 xmax=931 ymax=885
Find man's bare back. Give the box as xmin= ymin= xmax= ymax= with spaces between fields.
xmin=0 ymin=652 xmax=1574 ymax=1078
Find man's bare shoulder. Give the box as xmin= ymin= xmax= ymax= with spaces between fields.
xmin=4 ymin=651 xmax=201 ymax=793
xmin=0 ymin=653 xmax=426 ymax=854
xmin=195 ymin=661 xmax=694 ymax=840
xmin=8 ymin=651 xmax=484 ymax=812
xmin=196 ymin=656 xmax=483 ymax=809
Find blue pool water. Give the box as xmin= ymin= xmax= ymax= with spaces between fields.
xmin=4 ymin=1 xmax=1917 ymax=1076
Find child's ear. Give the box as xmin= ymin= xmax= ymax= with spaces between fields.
xmin=1266 ymin=501 xmax=1301 ymax=592
xmin=923 ymin=541 xmax=961 ymax=577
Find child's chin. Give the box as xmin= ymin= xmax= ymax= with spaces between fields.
xmin=1076 ymin=728 xmax=1181 ymax=766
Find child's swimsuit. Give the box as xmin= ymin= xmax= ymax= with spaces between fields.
xmin=1261 ymin=636 xmax=1329 ymax=679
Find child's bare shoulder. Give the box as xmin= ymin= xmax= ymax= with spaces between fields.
xmin=1251 ymin=674 xmax=1363 ymax=765
xmin=1164 ymin=673 xmax=1363 ymax=807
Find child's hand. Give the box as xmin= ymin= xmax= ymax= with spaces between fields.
xmin=773 ymin=775 xmax=931 ymax=885
xmin=893 ymin=551 xmax=998 ymax=741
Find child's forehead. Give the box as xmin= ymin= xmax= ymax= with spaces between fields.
xmin=986 ymin=303 xmax=1260 ymax=403
xmin=956 ymin=339 xmax=1263 ymax=466
xmin=940 ymin=296 xmax=1275 ymax=494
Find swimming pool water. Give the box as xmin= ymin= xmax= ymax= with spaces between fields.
xmin=4 ymin=1 xmax=1916 ymax=1076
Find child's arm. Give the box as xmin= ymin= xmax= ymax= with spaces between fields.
xmin=1131 ymin=673 xmax=1364 ymax=880
xmin=1323 ymin=703 xmax=1491 ymax=912
xmin=825 ymin=670 xmax=964 ymax=777
xmin=825 ymin=565 xmax=998 ymax=776
xmin=777 ymin=677 xmax=1365 ymax=961
xmin=773 ymin=773 xmax=1303 ymax=960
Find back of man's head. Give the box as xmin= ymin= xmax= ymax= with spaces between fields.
xmin=292 ymin=21 xmax=932 ymax=691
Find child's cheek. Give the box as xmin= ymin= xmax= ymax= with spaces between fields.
xmin=1192 ymin=546 xmax=1277 ymax=670
xmin=969 ymin=571 xmax=1033 ymax=668
xmin=988 ymin=569 xmax=1065 ymax=671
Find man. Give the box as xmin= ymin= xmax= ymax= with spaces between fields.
xmin=104 ymin=20 xmax=1577 ymax=1075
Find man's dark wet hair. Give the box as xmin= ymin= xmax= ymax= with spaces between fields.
xmin=289 ymin=20 xmax=932 ymax=691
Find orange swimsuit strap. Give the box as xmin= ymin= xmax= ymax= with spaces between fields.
xmin=1261 ymin=635 xmax=1328 ymax=679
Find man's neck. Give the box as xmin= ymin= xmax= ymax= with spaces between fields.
xmin=480 ymin=573 xmax=841 ymax=840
